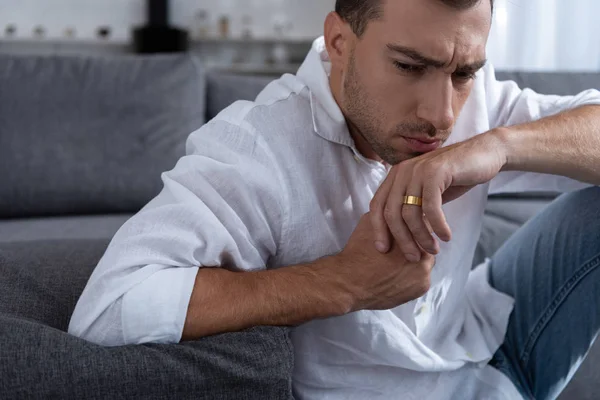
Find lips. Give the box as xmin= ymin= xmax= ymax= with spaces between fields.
xmin=402 ymin=136 xmax=442 ymax=153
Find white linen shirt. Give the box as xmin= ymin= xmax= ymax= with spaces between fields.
xmin=69 ymin=38 xmax=600 ymax=399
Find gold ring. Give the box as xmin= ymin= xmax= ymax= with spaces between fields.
xmin=403 ymin=195 xmax=423 ymax=207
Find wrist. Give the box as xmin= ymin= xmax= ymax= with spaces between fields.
xmin=486 ymin=127 xmax=513 ymax=171
xmin=309 ymin=254 xmax=355 ymax=318
xmin=247 ymin=256 xmax=354 ymax=327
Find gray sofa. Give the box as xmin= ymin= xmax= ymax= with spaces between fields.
xmin=0 ymin=52 xmax=597 ymax=399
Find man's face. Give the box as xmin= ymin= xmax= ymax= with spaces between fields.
xmin=332 ymin=0 xmax=492 ymax=165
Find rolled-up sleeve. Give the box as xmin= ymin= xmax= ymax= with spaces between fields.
xmin=68 ymin=119 xmax=285 ymax=346
xmin=483 ymin=64 xmax=600 ymax=195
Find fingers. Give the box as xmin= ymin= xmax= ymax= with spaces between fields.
xmin=403 ymin=180 xmax=439 ymax=255
xmin=422 ymin=182 xmax=452 ymax=242
xmin=383 ymin=176 xmax=422 ymax=263
xmin=419 ymin=252 xmax=436 ymax=271
xmin=370 ymin=161 xmax=454 ymax=258
xmin=370 ymin=174 xmax=395 ymax=253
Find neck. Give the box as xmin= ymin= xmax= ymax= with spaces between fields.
xmin=346 ymin=119 xmax=384 ymax=163
xmin=328 ymin=73 xmax=383 ymax=163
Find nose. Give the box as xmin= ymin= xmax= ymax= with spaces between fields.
xmin=416 ymin=76 xmax=455 ymax=132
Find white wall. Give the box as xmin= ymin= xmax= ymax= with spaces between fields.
xmin=485 ymin=0 xmax=600 ymax=71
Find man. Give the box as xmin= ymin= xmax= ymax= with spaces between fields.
xmin=69 ymin=0 xmax=600 ymax=398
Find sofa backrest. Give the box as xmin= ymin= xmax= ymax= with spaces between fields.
xmin=2 ymin=51 xmax=599 ymax=220
xmin=0 ymin=53 xmax=206 ymax=219
xmin=495 ymin=71 xmax=600 ymax=96
xmin=205 ymin=70 xmax=600 ymax=122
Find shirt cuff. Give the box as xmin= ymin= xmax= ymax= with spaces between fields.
xmin=121 ymin=265 xmax=199 ymax=344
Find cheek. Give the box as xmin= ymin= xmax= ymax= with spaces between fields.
xmin=453 ymin=85 xmax=474 ymax=114
xmin=375 ymin=78 xmax=416 ymax=121
xmin=353 ymin=58 xmax=415 ymax=126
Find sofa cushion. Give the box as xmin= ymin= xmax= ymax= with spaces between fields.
xmin=0 ymin=238 xmax=294 ymax=400
xmin=0 ymin=214 xmax=132 ymax=243
xmin=0 ymin=53 xmax=206 ymax=218
xmin=0 ymin=239 xmax=110 ymax=331
xmin=0 ymin=315 xmax=294 ymax=400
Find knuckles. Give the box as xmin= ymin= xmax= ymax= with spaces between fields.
xmin=416 ymin=275 xmax=431 ymax=297
xmin=383 ymin=205 xmax=397 ymax=225
xmin=422 ymin=202 xmax=437 ymax=218
xmin=401 ymin=206 xmax=420 ymax=223
xmin=369 ymin=198 xmax=383 ymax=214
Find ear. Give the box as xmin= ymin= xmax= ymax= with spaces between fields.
xmin=324 ymin=12 xmax=353 ymax=69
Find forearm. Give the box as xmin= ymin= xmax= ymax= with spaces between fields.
xmin=494 ymin=105 xmax=600 ymax=185
xmin=181 ymin=257 xmax=352 ymax=340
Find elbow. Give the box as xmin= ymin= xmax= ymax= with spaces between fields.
xmin=68 ymin=298 xmax=129 ymax=347
xmin=69 ymin=265 xmax=199 ymax=346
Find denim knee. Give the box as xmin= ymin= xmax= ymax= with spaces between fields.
xmin=549 ymin=186 xmax=600 ymax=231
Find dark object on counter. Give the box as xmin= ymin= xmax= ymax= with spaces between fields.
xmin=133 ymin=0 xmax=189 ymax=54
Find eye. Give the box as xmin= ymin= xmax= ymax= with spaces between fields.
xmin=393 ymin=61 xmax=426 ymax=74
xmin=453 ymin=71 xmax=477 ymax=83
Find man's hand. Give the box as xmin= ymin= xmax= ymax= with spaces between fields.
xmin=331 ymin=213 xmax=436 ymax=312
xmin=183 ymin=212 xmax=435 ymax=340
xmin=370 ymin=132 xmax=507 ymax=261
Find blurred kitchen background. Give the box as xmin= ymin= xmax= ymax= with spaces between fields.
xmin=1 ymin=0 xmax=599 ymax=74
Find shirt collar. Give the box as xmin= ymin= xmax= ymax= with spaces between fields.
xmin=296 ymin=37 xmax=355 ymax=148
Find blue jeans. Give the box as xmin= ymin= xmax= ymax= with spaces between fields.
xmin=488 ymin=187 xmax=600 ymax=400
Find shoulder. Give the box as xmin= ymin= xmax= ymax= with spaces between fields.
xmin=222 ymin=73 xmax=313 ymax=137
xmin=189 ymin=73 xmax=315 ymax=158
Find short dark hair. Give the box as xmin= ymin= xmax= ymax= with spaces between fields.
xmin=335 ymin=0 xmax=494 ymax=37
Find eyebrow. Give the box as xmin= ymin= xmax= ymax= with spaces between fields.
xmin=386 ymin=44 xmax=487 ymax=72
